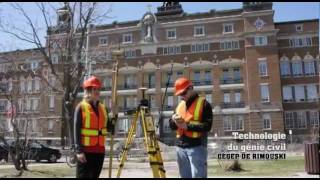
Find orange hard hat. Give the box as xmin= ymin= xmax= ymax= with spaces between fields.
xmin=82 ymin=76 xmax=102 ymax=89
xmin=174 ymin=77 xmax=192 ymax=96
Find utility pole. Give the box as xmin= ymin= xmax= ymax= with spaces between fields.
xmin=85 ymin=24 xmax=91 ymax=79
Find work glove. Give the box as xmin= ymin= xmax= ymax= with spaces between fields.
xmin=108 ymin=117 xmax=116 ymax=135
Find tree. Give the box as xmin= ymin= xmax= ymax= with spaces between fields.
xmin=0 ymin=58 xmax=38 ymax=176
xmin=0 ymin=2 xmax=113 ymax=148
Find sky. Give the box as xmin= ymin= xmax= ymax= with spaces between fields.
xmin=0 ymin=2 xmax=319 ymax=52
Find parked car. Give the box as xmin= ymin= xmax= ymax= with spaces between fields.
xmin=26 ymin=142 xmax=62 ymax=163
xmin=0 ymin=140 xmax=61 ymax=163
xmin=0 ymin=142 xmax=9 ymax=162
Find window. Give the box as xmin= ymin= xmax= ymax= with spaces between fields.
xmin=126 ymin=97 xmax=135 ymax=108
xmin=204 ymin=70 xmax=212 ymax=84
xmin=166 ymin=29 xmax=176 ymax=39
xmin=260 ymin=84 xmax=270 ymax=102
xmin=176 ymin=71 xmax=183 ymax=79
xmin=258 ymin=60 xmax=268 ymax=76
xmin=306 ymin=84 xmax=317 ymax=101
xmin=162 ymin=46 xmax=181 ymax=55
xmin=220 ymin=41 xmax=239 ymax=50
xmin=223 ymin=23 xmax=234 ymax=34
xmin=193 ymin=71 xmax=201 ymax=85
xmin=51 ymin=54 xmax=59 ymax=64
xmin=32 ymin=98 xmax=39 ymax=111
xmin=280 ymin=61 xmax=291 ymax=76
xmin=124 ymin=49 xmax=136 ymax=58
xmin=118 ymin=118 xmax=129 ymax=133
xmin=205 ymin=94 xmax=212 ymax=104
xmin=194 ymin=26 xmax=205 ymax=36
xmin=297 ymin=111 xmax=306 ymax=129
xmin=223 ymin=116 xmax=232 ymax=131
xmin=147 ymin=73 xmax=155 ymax=88
xmin=310 ymin=111 xmax=319 ymax=127
xmin=149 ymin=95 xmax=156 ymax=108
xmin=292 ymin=61 xmax=303 ymax=76
xmin=0 ymin=100 xmax=7 ymax=112
xmin=294 ymin=85 xmax=305 ymax=102
xmin=18 ymin=98 xmax=23 ymax=112
xmin=8 ymin=79 xmax=12 ymax=92
xmin=223 ymin=116 xmax=243 ymax=131
xmin=222 ymin=69 xmax=229 ymax=80
xmin=49 ymin=95 xmax=55 ymax=110
xmin=122 ymin=34 xmax=132 ymax=44
xmin=255 ymin=36 xmax=267 ymax=46
xmin=124 ymin=75 xmax=136 ymax=88
xmin=27 ymin=79 xmax=32 ymax=93
xmin=103 ymin=77 xmax=112 ymax=90
xmin=295 ymin=24 xmax=303 ymax=32
xmin=262 ymin=114 xmax=271 ymax=129
xmin=20 ymin=79 xmax=25 ymax=93
xmin=163 ymin=117 xmax=171 ymax=133
xmin=235 ymin=92 xmax=241 ymax=103
xmin=0 ymin=64 xmax=7 ymax=73
xmin=167 ymin=96 xmax=173 ymax=109
xmin=282 ymin=86 xmax=293 ymax=102
xmin=48 ymin=76 xmax=56 ymax=87
xmin=285 ymin=112 xmax=295 ymax=129
xmin=233 ymin=68 xmax=241 ymax=79
xmin=235 ymin=116 xmax=244 ymax=130
xmin=224 ymin=93 xmax=230 ymax=103
xmin=191 ymin=43 xmax=209 ymax=53
xmin=304 ymin=61 xmax=315 ymax=75
xmin=48 ymin=120 xmax=54 ymax=132
xmin=289 ymin=37 xmax=312 ymax=47
xmin=31 ymin=61 xmax=39 ymax=70
xmin=35 ymin=78 xmax=40 ymax=92
xmin=99 ymin=37 xmax=108 ymax=45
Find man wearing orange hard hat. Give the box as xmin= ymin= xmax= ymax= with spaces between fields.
xmin=73 ymin=76 xmax=114 ymax=178
xmin=169 ymin=77 xmax=213 ymax=178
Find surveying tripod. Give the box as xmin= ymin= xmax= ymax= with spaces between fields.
xmin=116 ymin=88 xmax=166 ymax=178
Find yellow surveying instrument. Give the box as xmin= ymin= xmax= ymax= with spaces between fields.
xmin=116 ymin=87 xmax=166 ymax=178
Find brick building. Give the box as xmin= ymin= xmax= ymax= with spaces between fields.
xmin=0 ymin=2 xmax=319 ymax=145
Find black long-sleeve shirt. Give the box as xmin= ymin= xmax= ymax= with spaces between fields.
xmin=169 ymin=93 xmax=213 ymax=148
xmin=73 ymin=100 xmax=113 ymax=153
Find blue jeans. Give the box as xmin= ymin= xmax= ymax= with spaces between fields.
xmin=176 ymin=145 xmax=208 ymax=178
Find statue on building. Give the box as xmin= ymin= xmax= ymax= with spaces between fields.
xmin=140 ymin=6 xmax=157 ymax=43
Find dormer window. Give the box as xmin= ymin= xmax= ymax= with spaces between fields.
xmin=122 ymin=34 xmax=133 ymax=44
xmin=295 ymin=24 xmax=303 ymax=32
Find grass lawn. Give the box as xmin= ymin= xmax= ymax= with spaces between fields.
xmin=208 ymin=155 xmax=305 ymax=176
xmin=0 ymin=156 xmax=306 ymax=177
xmin=0 ymin=164 xmax=75 ymax=178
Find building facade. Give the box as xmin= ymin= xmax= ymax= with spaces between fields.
xmin=0 ymin=2 xmax=319 ymax=145
xmin=0 ymin=48 xmax=63 ymax=145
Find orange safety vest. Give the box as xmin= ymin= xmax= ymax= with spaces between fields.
xmin=80 ymin=100 xmax=108 ymax=147
xmin=175 ymin=97 xmax=205 ymax=138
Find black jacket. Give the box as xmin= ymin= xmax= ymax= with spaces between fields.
xmin=169 ymin=93 xmax=213 ymax=148
xmin=73 ymin=100 xmax=113 ymax=153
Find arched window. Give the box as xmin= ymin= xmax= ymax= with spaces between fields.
xmin=292 ymin=60 xmax=303 ymax=76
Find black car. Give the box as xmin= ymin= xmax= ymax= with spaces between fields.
xmin=0 ymin=141 xmax=61 ymax=163
xmin=26 ymin=142 xmax=62 ymax=163
xmin=0 ymin=142 xmax=9 ymax=162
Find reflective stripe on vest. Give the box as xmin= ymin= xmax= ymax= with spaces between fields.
xmin=176 ymin=97 xmax=205 ymax=138
xmin=80 ymin=100 xmax=108 ymax=147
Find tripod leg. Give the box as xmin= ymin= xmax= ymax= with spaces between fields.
xmin=140 ymin=108 xmax=166 ymax=178
xmin=154 ymin=139 xmax=166 ymax=178
xmin=116 ymin=111 xmax=139 ymax=178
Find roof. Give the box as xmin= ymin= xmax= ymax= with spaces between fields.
xmin=274 ymin=19 xmax=319 ymax=25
